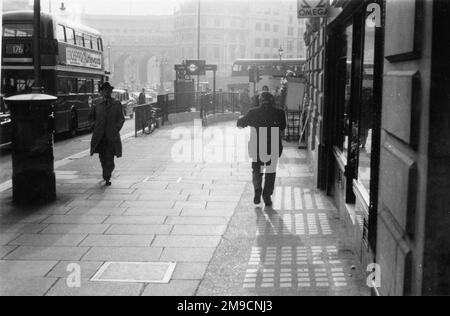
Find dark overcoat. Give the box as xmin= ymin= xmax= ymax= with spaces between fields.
xmin=89 ymin=97 xmax=125 ymax=158
xmin=237 ymin=93 xmax=287 ymax=162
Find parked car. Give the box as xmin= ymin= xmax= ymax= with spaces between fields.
xmin=0 ymin=95 xmax=12 ymax=149
xmin=112 ymin=89 xmax=137 ymax=119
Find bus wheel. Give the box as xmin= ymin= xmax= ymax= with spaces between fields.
xmin=69 ymin=114 xmax=78 ymax=138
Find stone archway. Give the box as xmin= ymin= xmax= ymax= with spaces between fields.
xmin=111 ymin=53 xmax=130 ymax=86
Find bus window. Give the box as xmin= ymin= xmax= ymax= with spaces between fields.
xmin=77 ymin=79 xmax=87 ymax=94
xmin=87 ymin=36 xmax=94 ymax=50
xmin=86 ymin=80 xmax=94 ymax=94
xmin=94 ymin=81 xmax=101 ymax=93
xmin=3 ymin=24 xmax=33 ymax=37
xmin=75 ymin=32 xmax=84 ymax=47
xmin=57 ymin=25 xmax=66 ymax=42
xmin=97 ymin=38 xmax=103 ymax=52
xmin=57 ymin=77 xmax=77 ymax=94
xmin=66 ymin=27 xmax=76 ymax=45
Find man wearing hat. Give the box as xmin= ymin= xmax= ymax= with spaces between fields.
xmin=237 ymin=89 xmax=286 ymax=208
xmin=89 ymin=82 xmax=125 ymax=186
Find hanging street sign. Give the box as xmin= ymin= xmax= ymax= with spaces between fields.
xmin=297 ymin=0 xmax=328 ymax=19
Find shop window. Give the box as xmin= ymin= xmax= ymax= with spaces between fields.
xmin=341 ymin=24 xmax=353 ymax=157
xmin=357 ymin=12 xmax=377 ymax=194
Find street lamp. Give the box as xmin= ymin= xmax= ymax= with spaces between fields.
xmin=158 ymin=57 xmax=169 ymax=94
xmin=278 ymin=46 xmax=284 ymax=61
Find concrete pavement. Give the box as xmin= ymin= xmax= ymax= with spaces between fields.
xmin=0 ymin=120 xmax=369 ymax=296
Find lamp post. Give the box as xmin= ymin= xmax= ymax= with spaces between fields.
xmin=32 ymin=0 xmax=43 ymax=93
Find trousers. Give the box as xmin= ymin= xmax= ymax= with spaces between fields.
xmin=252 ymin=162 xmax=277 ymax=200
xmin=97 ymin=137 xmax=116 ymax=181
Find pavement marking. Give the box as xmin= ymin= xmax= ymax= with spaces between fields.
xmin=91 ymin=261 xmax=177 ymax=284
xmin=0 ymin=131 xmax=136 ymax=193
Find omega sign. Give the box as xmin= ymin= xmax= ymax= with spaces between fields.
xmin=66 ymin=47 xmax=102 ymax=69
xmin=297 ymin=0 xmax=328 ymax=19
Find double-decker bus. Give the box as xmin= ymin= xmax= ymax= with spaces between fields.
xmin=231 ymin=58 xmax=306 ymax=94
xmin=1 ymin=11 xmax=107 ymax=136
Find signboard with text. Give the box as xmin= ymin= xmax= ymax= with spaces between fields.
xmin=66 ymin=47 xmax=102 ymax=69
xmin=297 ymin=0 xmax=328 ymax=19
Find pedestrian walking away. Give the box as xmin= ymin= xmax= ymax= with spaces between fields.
xmin=89 ymin=82 xmax=125 ymax=186
xmin=237 ymin=91 xmax=287 ymax=208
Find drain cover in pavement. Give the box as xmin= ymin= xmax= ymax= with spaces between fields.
xmin=91 ymin=262 xmax=177 ymax=283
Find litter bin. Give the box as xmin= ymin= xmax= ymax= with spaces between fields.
xmin=5 ymin=94 xmax=57 ymax=204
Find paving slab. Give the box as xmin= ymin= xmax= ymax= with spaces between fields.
xmin=42 ymin=215 xmax=108 ymax=224
xmin=165 ymin=216 xmax=230 ymax=226
xmin=46 ymin=261 xmax=104 ymax=279
xmin=171 ymin=225 xmax=227 ymax=236
xmin=0 ymin=260 xmax=58 ymax=277
xmin=40 ymin=224 xmax=111 ymax=235
xmin=46 ymin=278 xmax=143 ymax=296
xmin=172 ymin=263 xmax=209 ymax=280
xmin=0 ymin=277 xmax=58 ymax=296
xmin=105 ymin=224 xmax=173 ymax=235
xmin=104 ymin=216 xmax=166 ymax=225
xmin=153 ymin=235 xmax=221 ymax=248
xmin=5 ymin=246 xmax=90 ymax=261
xmin=66 ymin=207 xmax=127 ymax=216
xmin=142 ymin=280 xmax=200 ymax=296
xmin=0 ymin=233 xmax=20 ymax=246
xmin=80 ymin=235 xmax=155 ymax=247
xmin=160 ymin=248 xmax=216 ymax=263
xmin=82 ymin=247 xmax=163 ymax=262
xmin=124 ymin=208 xmax=181 ymax=217
xmin=7 ymin=234 xmax=86 ymax=247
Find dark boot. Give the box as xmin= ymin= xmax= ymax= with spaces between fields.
xmin=263 ymin=173 xmax=276 ymax=207
xmin=252 ymin=164 xmax=263 ymax=205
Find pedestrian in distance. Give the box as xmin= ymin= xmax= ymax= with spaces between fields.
xmin=89 ymin=82 xmax=125 ymax=186
xmin=237 ymin=90 xmax=287 ymax=208
xmin=138 ymin=88 xmax=146 ymax=105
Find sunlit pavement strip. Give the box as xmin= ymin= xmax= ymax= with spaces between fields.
xmin=240 ymin=144 xmax=362 ymax=292
xmin=273 ymin=187 xmax=335 ymax=211
xmin=256 ymin=213 xmax=333 ymax=236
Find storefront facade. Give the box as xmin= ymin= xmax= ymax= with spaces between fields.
xmin=303 ymin=0 xmax=450 ymax=295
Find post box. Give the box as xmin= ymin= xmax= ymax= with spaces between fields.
xmin=5 ymin=94 xmax=57 ymax=204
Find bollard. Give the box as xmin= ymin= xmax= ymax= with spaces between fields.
xmin=5 ymin=94 xmax=57 ymax=205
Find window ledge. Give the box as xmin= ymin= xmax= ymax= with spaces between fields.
xmin=333 ymin=146 xmax=347 ymax=172
xmin=353 ymin=179 xmax=370 ymax=214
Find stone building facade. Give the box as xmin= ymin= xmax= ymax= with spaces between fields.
xmin=302 ymin=0 xmax=450 ymax=296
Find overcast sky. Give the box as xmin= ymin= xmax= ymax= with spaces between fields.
xmin=14 ymin=0 xmax=184 ymax=15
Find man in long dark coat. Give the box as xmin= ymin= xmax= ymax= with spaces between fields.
xmin=237 ymin=91 xmax=286 ymax=208
xmin=89 ymin=82 xmax=125 ymax=186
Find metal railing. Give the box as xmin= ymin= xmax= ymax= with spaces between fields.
xmin=135 ymin=91 xmax=242 ymax=136
xmin=200 ymin=92 xmax=240 ymax=121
